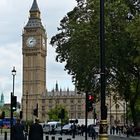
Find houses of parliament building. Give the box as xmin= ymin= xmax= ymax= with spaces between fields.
xmin=21 ymin=0 xmax=126 ymax=126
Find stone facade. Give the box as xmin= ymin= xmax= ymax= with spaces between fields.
xmin=21 ymin=0 xmax=47 ymax=121
xmin=45 ymin=85 xmax=125 ymax=126
xmin=106 ymin=94 xmax=126 ymax=126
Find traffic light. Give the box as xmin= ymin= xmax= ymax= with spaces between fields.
xmin=87 ymin=94 xmax=94 ymax=112
xmin=33 ymin=104 xmax=38 ymax=117
xmin=11 ymin=95 xmax=17 ymax=111
xmin=20 ymin=111 xmax=23 ymax=119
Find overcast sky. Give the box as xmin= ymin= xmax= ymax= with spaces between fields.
xmin=0 ymin=0 xmax=77 ymax=103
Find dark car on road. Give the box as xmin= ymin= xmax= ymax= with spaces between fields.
xmin=60 ymin=124 xmax=72 ymax=135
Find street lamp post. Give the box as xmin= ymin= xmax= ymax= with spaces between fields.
xmin=85 ymin=91 xmax=88 ymax=140
xmin=99 ymin=0 xmax=108 ymax=139
xmin=123 ymin=102 xmax=125 ymax=127
xmin=110 ymin=93 xmax=112 ymax=134
xmin=26 ymin=91 xmax=28 ymax=122
xmin=115 ymin=97 xmax=118 ymax=124
xmin=10 ymin=66 xmax=16 ymax=140
xmin=126 ymin=101 xmax=128 ymax=126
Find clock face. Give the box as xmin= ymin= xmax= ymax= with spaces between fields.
xmin=26 ymin=37 xmax=37 ymax=47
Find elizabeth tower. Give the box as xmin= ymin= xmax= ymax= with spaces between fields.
xmin=22 ymin=0 xmax=47 ymax=121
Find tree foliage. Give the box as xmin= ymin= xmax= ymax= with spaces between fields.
xmin=0 ymin=106 xmax=19 ymax=118
xmin=50 ymin=0 xmax=140 ymax=126
xmin=51 ymin=0 xmax=100 ymax=96
xmin=47 ymin=105 xmax=69 ymax=124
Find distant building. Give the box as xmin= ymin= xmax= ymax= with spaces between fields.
xmin=45 ymin=83 xmax=125 ymax=126
xmin=0 ymin=93 xmax=4 ymax=107
xmin=45 ymin=83 xmax=88 ymax=121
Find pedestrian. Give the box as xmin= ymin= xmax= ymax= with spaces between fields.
xmin=12 ymin=119 xmax=25 ymax=140
xmin=81 ymin=124 xmax=85 ymax=136
xmin=51 ymin=125 xmax=55 ymax=135
xmin=112 ymin=125 xmax=115 ymax=135
xmin=90 ymin=125 xmax=96 ymax=140
xmin=116 ymin=125 xmax=119 ymax=135
xmin=72 ymin=123 xmax=76 ymax=138
xmin=94 ymin=125 xmax=99 ymax=138
xmin=29 ymin=118 xmax=43 ymax=140
xmin=126 ymin=125 xmax=131 ymax=137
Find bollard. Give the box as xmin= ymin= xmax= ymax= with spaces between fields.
xmin=46 ymin=135 xmax=49 ymax=140
xmin=52 ymin=136 xmax=55 ymax=140
xmin=24 ymin=132 xmax=28 ymax=140
xmin=4 ymin=132 xmax=7 ymax=140
xmin=58 ymin=137 xmax=62 ymax=140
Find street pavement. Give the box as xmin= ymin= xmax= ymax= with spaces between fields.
xmin=47 ymin=134 xmax=140 ymax=140
xmin=109 ymin=134 xmax=140 ymax=140
xmin=45 ymin=135 xmax=140 ymax=140
xmin=0 ymin=133 xmax=140 ymax=140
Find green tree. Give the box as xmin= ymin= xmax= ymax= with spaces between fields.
xmin=47 ymin=105 xmax=69 ymax=124
xmin=0 ymin=106 xmax=20 ymax=119
xmin=0 ymin=106 xmax=10 ymax=117
xmin=51 ymin=0 xmax=140 ymax=126
xmin=51 ymin=0 xmax=100 ymax=96
xmin=106 ymin=1 xmax=140 ymax=125
xmin=122 ymin=16 xmax=140 ymax=125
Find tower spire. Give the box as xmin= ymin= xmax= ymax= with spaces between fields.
xmin=30 ymin=0 xmax=40 ymax=13
xmin=25 ymin=0 xmax=43 ymax=28
xmin=55 ymin=81 xmax=59 ymax=92
xmin=29 ymin=0 xmax=40 ymax=19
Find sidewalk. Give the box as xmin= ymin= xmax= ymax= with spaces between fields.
xmin=110 ymin=134 xmax=140 ymax=140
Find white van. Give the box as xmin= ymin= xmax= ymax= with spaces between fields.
xmin=43 ymin=121 xmax=61 ymax=134
xmin=42 ymin=123 xmax=52 ymax=134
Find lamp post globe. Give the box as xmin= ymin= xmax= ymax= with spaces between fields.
xmin=12 ymin=66 xmax=16 ymax=76
xmin=12 ymin=66 xmax=16 ymax=96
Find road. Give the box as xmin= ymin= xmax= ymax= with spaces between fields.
xmin=0 ymin=133 xmax=139 ymax=140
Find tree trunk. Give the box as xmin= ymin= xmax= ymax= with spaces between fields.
xmin=130 ymin=101 xmax=137 ymax=126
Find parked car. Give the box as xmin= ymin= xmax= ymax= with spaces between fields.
xmin=48 ymin=121 xmax=62 ymax=134
xmin=61 ymin=124 xmax=72 ymax=135
xmin=42 ymin=123 xmax=52 ymax=134
xmin=42 ymin=121 xmax=62 ymax=134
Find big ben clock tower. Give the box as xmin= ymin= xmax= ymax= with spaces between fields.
xmin=22 ymin=0 xmax=47 ymax=121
